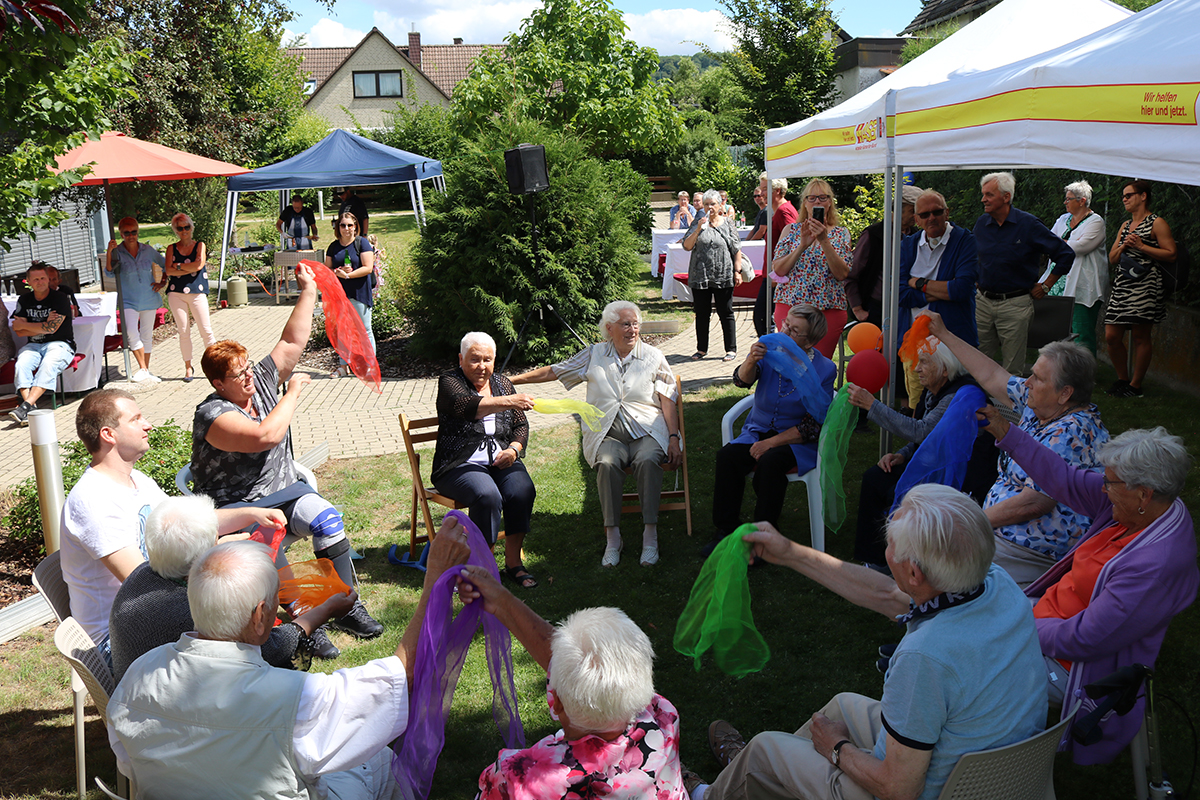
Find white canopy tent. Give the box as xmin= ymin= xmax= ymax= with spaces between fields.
xmin=894 ymin=0 xmax=1200 ymax=184
xmin=761 ymin=0 xmax=1133 ymax=448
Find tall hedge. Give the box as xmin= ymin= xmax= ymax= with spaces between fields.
xmin=405 ymin=116 xmax=647 ymax=364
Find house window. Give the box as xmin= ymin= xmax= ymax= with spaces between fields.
xmin=353 ymin=71 xmax=403 ymax=98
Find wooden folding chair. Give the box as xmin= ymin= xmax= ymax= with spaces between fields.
xmin=398 ymin=412 xmax=507 ymax=558
xmin=620 ymin=375 xmax=693 ymax=537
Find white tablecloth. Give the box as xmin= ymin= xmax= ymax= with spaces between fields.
xmin=651 ymin=227 xmax=755 ymax=277
xmin=4 ymin=313 xmax=107 ymax=393
xmin=77 ymin=293 xmax=120 ymax=335
xmin=662 ymin=240 xmax=767 ymax=302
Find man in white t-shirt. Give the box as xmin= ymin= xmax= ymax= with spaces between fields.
xmin=59 ymin=388 xmax=284 ymax=659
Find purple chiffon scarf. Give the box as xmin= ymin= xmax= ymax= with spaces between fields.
xmin=391 ymin=510 xmax=525 ymax=798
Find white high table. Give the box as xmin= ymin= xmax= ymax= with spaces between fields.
xmin=662 ymin=240 xmax=767 ymax=303
xmin=650 ymin=226 xmax=755 ymax=277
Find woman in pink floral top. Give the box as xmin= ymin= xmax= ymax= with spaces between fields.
xmin=771 ymin=179 xmax=852 ymax=357
xmin=458 ymin=567 xmax=688 ymax=800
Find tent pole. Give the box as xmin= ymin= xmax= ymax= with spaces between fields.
xmin=279 ymin=189 xmax=289 ymax=250
xmin=103 ymin=180 xmax=133 ymax=379
xmin=414 ymin=179 xmax=426 ymax=229
xmin=407 ymin=181 xmax=419 ymax=228
xmin=218 ymin=190 xmax=236 ymax=306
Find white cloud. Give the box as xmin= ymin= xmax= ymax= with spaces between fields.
xmin=623 ymin=9 xmax=734 ymax=55
xmin=372 ymin=1 xmax=538 ymax=46
xmin=304 ymin=17 xmax=368 ymax=47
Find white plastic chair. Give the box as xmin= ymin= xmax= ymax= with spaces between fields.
xmin=720 ymin=393 xmax=825 ymax=551
xmin=936 ymin=700 xmax=1081 ymax=800
xmin=53 ymin=618 xmax=133 ymax=799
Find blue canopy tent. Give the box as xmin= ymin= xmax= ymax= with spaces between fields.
xmin=218 ymin=129 xmax=444 ymax=296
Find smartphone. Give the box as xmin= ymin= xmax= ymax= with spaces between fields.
xmin=813 ymin=206 xmax=825 ymax=223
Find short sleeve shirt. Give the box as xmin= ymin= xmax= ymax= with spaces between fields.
xmin=60 ymin=467 xmax=167 ymax=643
xmin=191 ymin=356 xmax=297 ymax=506
xmin=772 ymin=225 xmax=852 ymax=311
xmin=279 ymin=207 xmax=317 ymax=240
xmin=13 ymin=290 xmax=75 ymax=350
xmin=985 ymin=376 xmax=1109 ymax=558
xmin=326 ymin=237 xmax=375 ymax=307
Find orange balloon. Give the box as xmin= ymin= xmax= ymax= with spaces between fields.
xmin=847 ymin=322 xmax=882 ymax=354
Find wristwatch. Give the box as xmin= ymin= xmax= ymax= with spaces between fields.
xmin=831 ymin=739 xmax=852 ymax=767
xmin=915 ymin=277 xmax=929 ymax=293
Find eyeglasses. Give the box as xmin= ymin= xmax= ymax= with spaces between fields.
xmin=1101 ymin=476 xmax=1127 ymax=490
xmin=226 ymin=361 xmax=255 ymax=381
xmin=1064 ymin=196 xmax=1080 ymax=203
xmin=120 ymin=230 xmax=138 ymax=237
xmin=1122 ymin=192 xmax=1141 ymax=200
xmin=614 ymin=320 xmax=640 ymax=329
xmin=174 ymin=224 xmax=192 ymax=231
xmin=805 ymin=194 xmax=830 ymax=203
xmin=917 ymin=208 xmax=947 ymax=219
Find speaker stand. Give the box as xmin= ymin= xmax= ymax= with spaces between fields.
xmin=501 ymin=195 xmax=589 ymax=372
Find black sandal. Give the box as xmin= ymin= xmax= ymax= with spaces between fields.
xmin=502 ymin=565 xmax=538 ymax=589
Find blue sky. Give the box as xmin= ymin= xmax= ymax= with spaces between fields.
xmin=283 ymin=0 xmax=925 ymax=55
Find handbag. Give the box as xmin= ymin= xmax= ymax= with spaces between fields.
xmin=1118 ymin=251 xmax=1151 ymax=281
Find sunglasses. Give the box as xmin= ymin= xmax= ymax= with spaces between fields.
xmin=1122 ymin=192 xmax=1142 ymax=200
xmin=120 ymin=230 xmax=138 ymax=237
xmin=338 ymin=223 xmax=356 ymax=229
xmin=174 ymin=224 xmax=192 ymax=231
xmin=917 ymin=208 xmax=947 ymax=219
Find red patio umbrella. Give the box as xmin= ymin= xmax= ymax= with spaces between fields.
xmin=54 ymin=132 xmax=250 ymax=378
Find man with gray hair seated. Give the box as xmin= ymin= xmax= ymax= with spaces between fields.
xmin=512 ymin=301 xmax=682 ymax=568
xmin=109 ymin=496 xmax=355 ymax=683
xmin=108 ymin=516 xmax=471 ymax=800
xmin=690 ymin=484 xmax=1047 ymax=800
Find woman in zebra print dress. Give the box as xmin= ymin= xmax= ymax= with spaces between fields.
xmin=1104 ymin=180 xmax=1176 ymax=398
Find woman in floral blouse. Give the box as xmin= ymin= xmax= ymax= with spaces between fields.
xmin=770 ymin=179 xmax=852 ymax=357
xmin=456 ymin=572 xmax=689 ymax=800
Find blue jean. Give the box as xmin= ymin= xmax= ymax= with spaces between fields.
xmin=15 ymin=340 xmax=75 ymax=391
xmin=340 ymin=298 xmax=376 ymax=366
xmin=435 ymin=461 xmax=535 ymax=545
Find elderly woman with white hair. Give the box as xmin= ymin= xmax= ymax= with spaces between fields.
xmin=513 ymin=301 xmax=682 ymax=567
xmin=925 ymin=311 xmax=1110 ymax=587
xmin=978 ymin=413 xmax=1198 ymax=764
xmin=433 ymin=331 xmax=537 ymax=587
xmin=456 ymin=566 xmax=689 ymax=799
xmin=847 ymin=337 xmax=998 ymax=569
xmin=107 ymin=496 xmax=356 ymax=682
xmin=1039 ymin=180 xmax=1107 ymax=353
xmin=681 ymin=188 xmax=743 ymax=362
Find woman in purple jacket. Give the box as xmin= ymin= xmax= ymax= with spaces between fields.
xmin=978 ymin=408 xmax=1197 ymax=765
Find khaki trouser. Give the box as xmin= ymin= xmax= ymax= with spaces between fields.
xmin=976 ymin=292 xmax=1034 ymax=376
xmin=595 ymin=414 xmax=665 ymax=526
xmin=705 ymin=693 xmax=880 ymax=800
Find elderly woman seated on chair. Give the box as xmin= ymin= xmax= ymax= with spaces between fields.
xmin=432 ymin=332 xmax=538 ymax=588
xmin=977 ymin=411 xmax=1198 ymax=765
xmin=704 ymin=304 xmax=835 ymax=558
xmin=512 ymin=301 xmax=682 ymax=568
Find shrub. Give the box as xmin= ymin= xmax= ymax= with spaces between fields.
xmin=404 ymin=114 xmax=643 ymax=363
xmin=663 ymin=124 xmax=729 ymax=194
xmin=2 ymin=421 xmax=193 ymax=544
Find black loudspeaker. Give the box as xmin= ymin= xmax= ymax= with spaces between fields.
xmin=504 ymin=144 xmax=549 ymax=195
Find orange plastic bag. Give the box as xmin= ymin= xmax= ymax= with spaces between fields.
xmin=278 ymin=559 xmax=351 ymax=616
xmin=898 ymin=314 xmax=936 ymax=369
xmin=302 ymin=259 xmax=382 ymax=393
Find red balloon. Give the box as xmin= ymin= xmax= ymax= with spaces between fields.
xmin=846 ymin=350 xmax=890 ymax=393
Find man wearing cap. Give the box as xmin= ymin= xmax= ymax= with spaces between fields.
xmin=277 ymin=195 xmax=319 ymax=250
xmin=333 ymin=187 xmax=369 ymax=237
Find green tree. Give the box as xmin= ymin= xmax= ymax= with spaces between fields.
xmin=898 ymin=21 xmax=960 ymax=65
xmin=715 ymin=0 xmax=839 ymax=136
xmin=453 ymin=0 xmax=683 ymax=157
xmin=405 ymin=114 xmax=646 ymax=362
xmin=0 ymin=0 xmax=137 ymax=247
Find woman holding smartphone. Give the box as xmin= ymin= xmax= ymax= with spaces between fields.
xmin=769 ymin=179 xmax=852 ymax=357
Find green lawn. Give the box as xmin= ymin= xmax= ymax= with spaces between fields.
xmin=1 ymin=361 xmax=1198 ymax=798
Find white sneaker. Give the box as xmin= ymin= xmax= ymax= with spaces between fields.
xmin=146 ymin=372 xmax=162 ymax=383
xmin=131 ymin=369 xmax=151 ymax=382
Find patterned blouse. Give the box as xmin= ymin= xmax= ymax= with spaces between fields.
xmin=985 ymin=376 xmax=1109 ymax=559
xmin=477 ymin=694 xmax=688 ymax=800
xmin=772 ymin=224 xmax=852 ymax=311
xmin=683 ymin=215 xmax=740 ymax=290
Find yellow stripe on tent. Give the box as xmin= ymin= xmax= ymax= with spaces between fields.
xmin=897 ymin=83 xmax=1200 ymax=136
xmin=766 ymin=116 xmax=891 ymax=162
